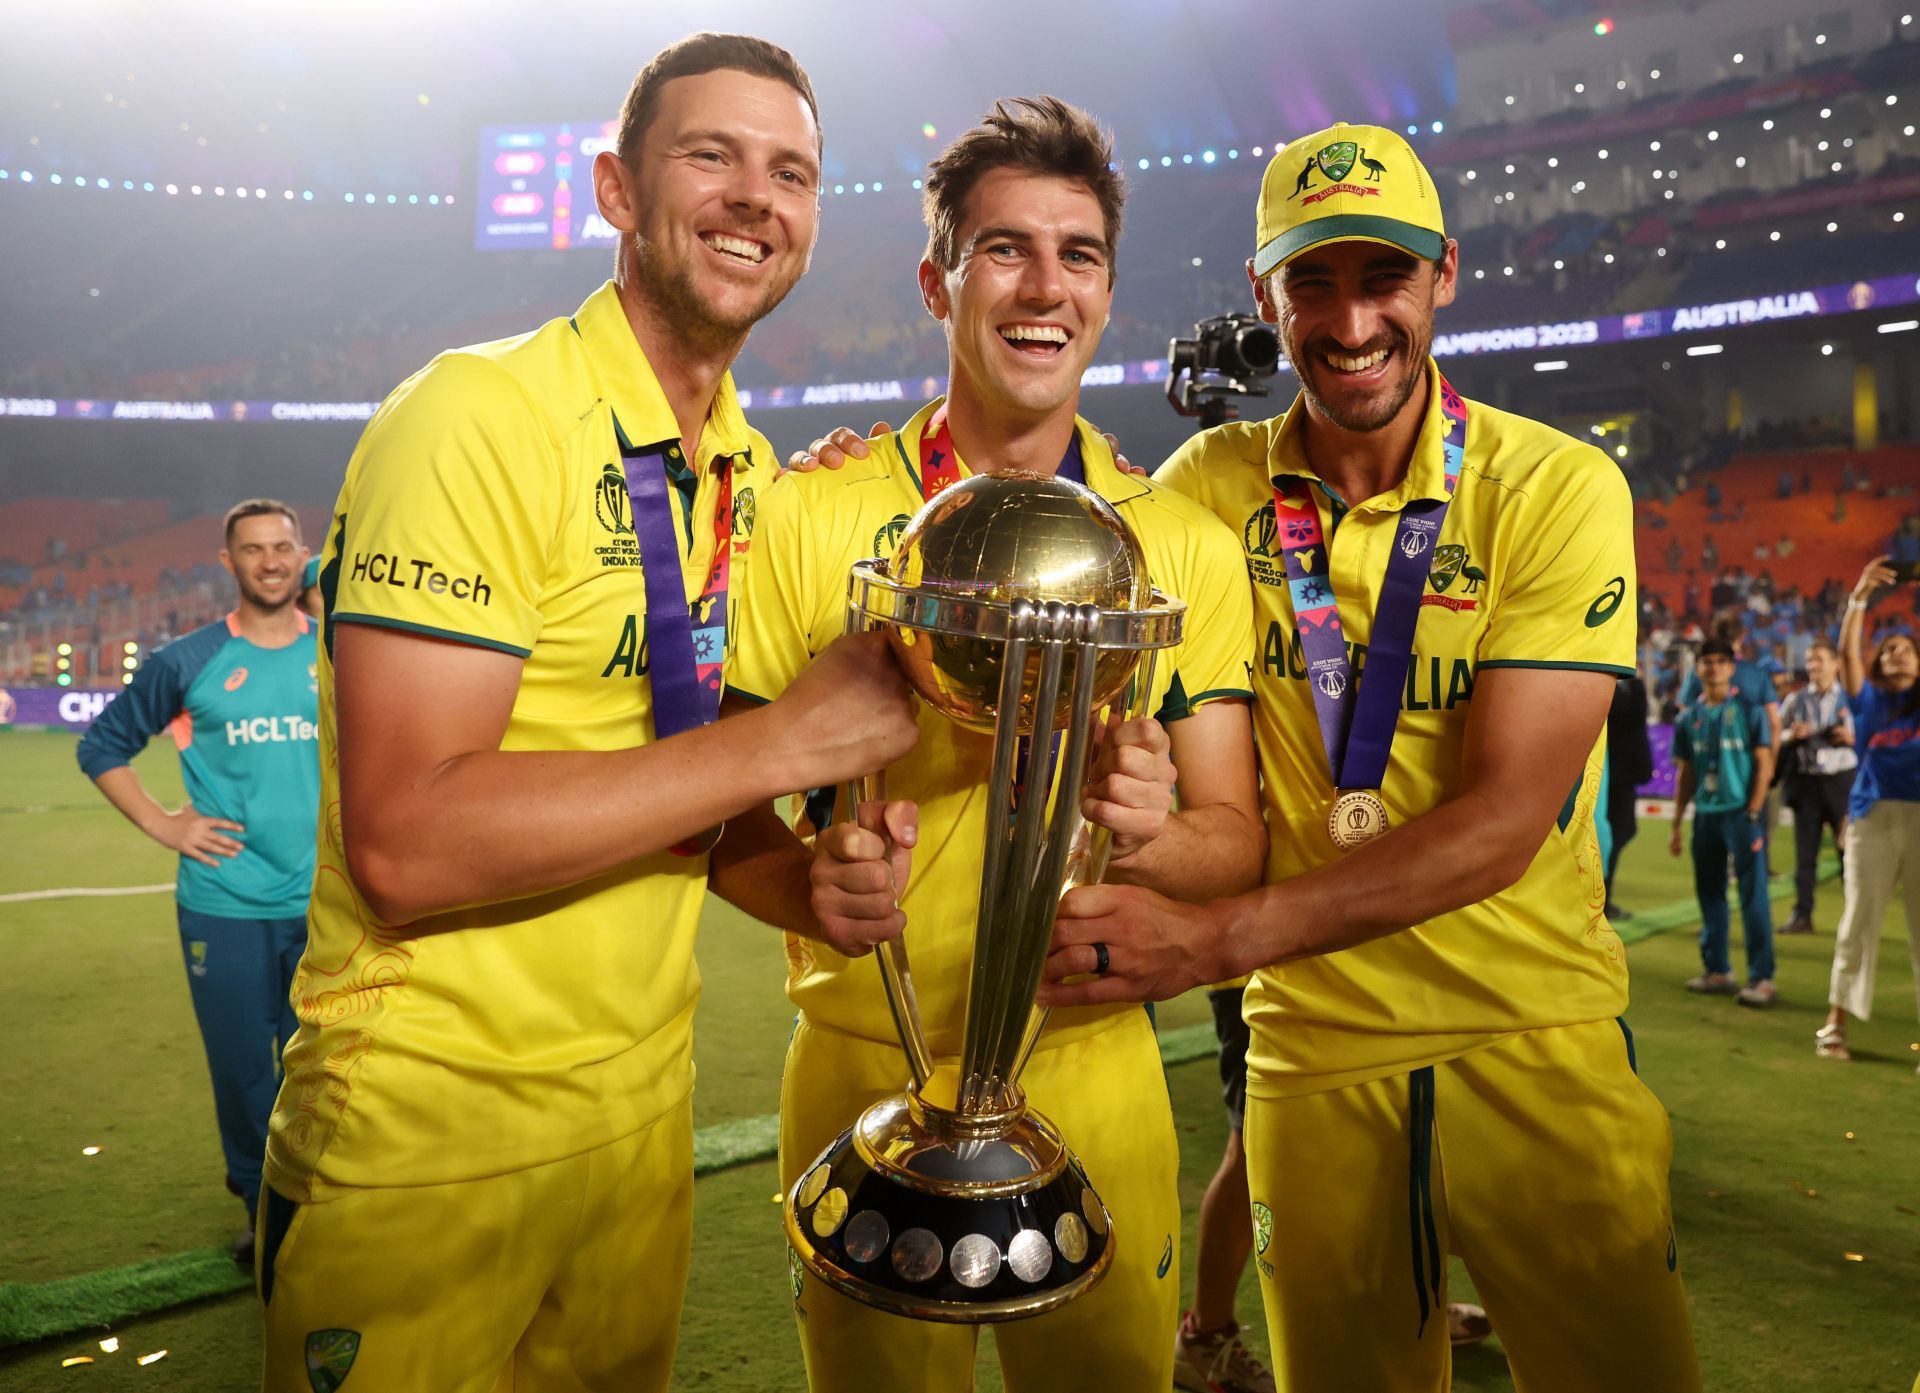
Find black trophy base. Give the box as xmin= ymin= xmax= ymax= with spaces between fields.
xmin=785 ymin=1091 xmax=1114 ymax=1323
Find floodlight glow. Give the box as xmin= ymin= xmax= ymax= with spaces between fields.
xmin=1879 ymin=319 xmax=1920 ymax=333
xmin=1821 ymin=344 xmax=1834 ymax=355
xmin=1593 ymin=18 xmax=1613 ymax=35
xmin=1202 ymin=149 xmax=1216 ymax=163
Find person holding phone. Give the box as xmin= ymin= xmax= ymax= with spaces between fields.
xmin=1816 ymin=556 xmax=1920 ymax=1063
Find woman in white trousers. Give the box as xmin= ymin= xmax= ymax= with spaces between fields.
xmin=1816 ymin=556 xmax=1920 ymax=1064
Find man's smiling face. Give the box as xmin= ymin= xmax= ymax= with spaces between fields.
xmin=615 ymin=67 xmax=821 ymax=351
xmin=922 ymin=167 xmax=1114 ymax=427
xmin=1253 ymin=239 xmax=1457 ymax=434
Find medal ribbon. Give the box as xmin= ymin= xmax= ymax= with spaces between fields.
xmin=621 ymin=434 xmax=734 ymax=854
xmin=1274 ymin=372 xmax=1466 ymax=793
xmin=917 ymin=404 xmax=1084 ymax=499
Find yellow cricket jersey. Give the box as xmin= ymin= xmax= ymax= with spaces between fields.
xmin=729 ymin=399 xmax=1255 ymax=1054
xmin=1155 ymin=362 xmax=1636 ymax=1098
xmin=265 ymin=281 xmax=779 ymax=1200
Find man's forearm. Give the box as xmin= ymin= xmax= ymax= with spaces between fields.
xmin=1203 ymin=783 xmax=1551 ymax=980
xmin=708 ymin=801 xmax=821 ymax=938
xmin=91 ymin=765 xmax=171 ymax=842
xmin=1747 ymin=752 xmax=1773 ymax=814
xmin=1106 ymin=803 xmax=1266 ymax=901
xmin=350 ymin=705 xmax=818 ymax=925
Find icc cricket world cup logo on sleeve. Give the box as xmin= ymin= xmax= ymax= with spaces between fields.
xmin=785 ymin=471 xmax=1184 ymax=1324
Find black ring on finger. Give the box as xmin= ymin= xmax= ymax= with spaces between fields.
xmin=1092 ymin=942 xmax=1110 ymax=977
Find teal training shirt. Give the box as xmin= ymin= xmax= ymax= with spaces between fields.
xmin=1672 ymin=696 xmax=1768 ymax=816
xmin=77 ymin=614 xmax=320 ymax=918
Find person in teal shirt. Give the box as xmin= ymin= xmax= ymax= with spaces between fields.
xmin=78 ymin=499 xmax=319 ymax=1266
xmin=1669 ymin=638 xmax=1777 ymax=1006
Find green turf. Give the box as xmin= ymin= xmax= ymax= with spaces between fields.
xmin=3 ymin=729 xmax=1917 ymax=1390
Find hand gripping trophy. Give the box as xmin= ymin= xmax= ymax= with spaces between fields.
xmin=784 ymin=470 xmax=1184 ymax=1322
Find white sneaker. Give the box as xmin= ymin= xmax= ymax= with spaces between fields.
xmin=1174 ymin=1314 xmax=1276 ymax=1393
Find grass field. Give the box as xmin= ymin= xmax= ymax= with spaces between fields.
xmin=2 ymin=726 xmax=1917 ymax=1392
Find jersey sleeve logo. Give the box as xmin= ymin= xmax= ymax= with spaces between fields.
xmin=1585 ymin=576 xmax=1627 ymax=628
xmin=732 ymin=485 xmax=757 ymax=540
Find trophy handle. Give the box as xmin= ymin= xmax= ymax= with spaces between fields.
xmin=842 ymin=603 xmax=934 ymax=1091
xmin=1006 ymin=645 xmax=1162 ymax=1083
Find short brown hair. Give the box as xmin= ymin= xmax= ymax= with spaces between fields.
xmin=223 ymin=498 xmax=300 ymax=547
xmin=615 ymin=33 xmax=820 ymax=165
xmin=922 ymin=96 xmax=1124 ymax=281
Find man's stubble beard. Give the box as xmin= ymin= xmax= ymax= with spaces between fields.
xmin=234 ymin=573 xmax=295 ymax=614
xmin=1288 ymin=324 xmax=1431 ymax=434
xmin=627 ymin=232 xmax=800 ymax=359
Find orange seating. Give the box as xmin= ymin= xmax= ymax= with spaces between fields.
xmin=1636 ymin=447 xmax=1918 ymax=615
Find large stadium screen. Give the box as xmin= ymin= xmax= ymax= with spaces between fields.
xmin=473 ymin=121 xmax=620 ymax=252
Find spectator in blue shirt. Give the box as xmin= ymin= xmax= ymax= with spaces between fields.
xmin=1670 ymin=639 xmax=1777 ymax=1006
xmin=1817 ymin=558 xmax=1920 ymax=1064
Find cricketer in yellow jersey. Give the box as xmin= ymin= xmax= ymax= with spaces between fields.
xmin=1040 ymin=123 xmax=1703 ymax=1392
xmin=256 ymin=37 xmax=924 ymax=1393
xmin=723 ymin=98 xmax=1266 ymax=1391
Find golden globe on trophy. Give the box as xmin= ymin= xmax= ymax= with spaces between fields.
xmin=783 ymin=470 xmax=1184 ymax=1323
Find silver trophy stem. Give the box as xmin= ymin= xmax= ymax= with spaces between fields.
xmin=1006 ymin=643 xmax=1161 ymax=1084
xmin=844 ymin=604 xmax=934 ymax=1091
xmin=958 ymin=602 xmax=1034 ymax=1111
xmin=977 ymin=626 xmax=1066 ymax=1106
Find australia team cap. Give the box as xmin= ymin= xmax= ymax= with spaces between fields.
xmin=1253 ymin=121 xmax=1447 ymax=277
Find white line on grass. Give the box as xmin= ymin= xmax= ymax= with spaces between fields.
xmin=0 ymin=883 xmax=174 ymax=904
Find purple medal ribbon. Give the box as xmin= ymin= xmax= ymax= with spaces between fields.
xmin=1275 ymin=374 xmax=1467 ymax=793
xmin=622 ymin=443 xmax=719 ymax=740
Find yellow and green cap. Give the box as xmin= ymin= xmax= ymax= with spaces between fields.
xmin=1253 ymin=122 xmax=1446 ymax=277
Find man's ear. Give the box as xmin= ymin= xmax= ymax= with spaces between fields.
xmin=1431 ymin=239 xmax=1460 ymax=311
xmin=592 ymin=149 xmax=639 ymax=234
xmin=1246 ymin=259 xmax=1279 ymax=324
xmin=918 ymin=257 xmax=951 ymax=321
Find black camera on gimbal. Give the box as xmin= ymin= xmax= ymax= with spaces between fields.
xmin=1166 ymin=313 xmax=1282 ymax=430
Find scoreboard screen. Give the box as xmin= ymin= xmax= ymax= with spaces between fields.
xmin=473 ymin=121 xmax=621 ymax=252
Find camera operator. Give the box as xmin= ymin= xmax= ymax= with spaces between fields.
xmin=1777 ymin=641 xmax=1855 ymax=935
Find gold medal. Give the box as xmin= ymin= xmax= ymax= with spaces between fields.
xmin=1327 ymin=790 xmax=1389 ymax=849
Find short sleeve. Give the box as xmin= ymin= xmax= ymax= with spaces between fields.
xmin=1746 ymin=706 xmax=1769 ymax=750
xmin=1477 ymin=444 xmax=1636 ymax=676
xmin=329 ymin=354 xmax=557 ymax=658
xmin=1156 ymin=507 xmax=1254 ymax=720
xmin=727 ymin=474 xmax=829 ymax=704
xmin=1671 ymin=718 xmax=1694 ymax=765
xmin=1152 ymin=435 xmax=1211 ymax=506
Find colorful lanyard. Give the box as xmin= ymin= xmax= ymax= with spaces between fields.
xmin=620 ymin=430 xmax=734 ymax=854
xmin=1274 ymin=373 xmax=1466 ymax=794
xmin=917 ymin=404 xmax=1084 ymax=499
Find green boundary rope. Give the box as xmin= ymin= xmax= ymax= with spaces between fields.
xmin=0 ymin=858 xmax=1837 ymax=1349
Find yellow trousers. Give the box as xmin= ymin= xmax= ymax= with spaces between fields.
xmin=260 ymin=1097 xmax=694 ymax=1393
xmin=780 ymin=1011 xmax=1180 ymax=1391
xmin=1243 ymin=1019 xmax=1700 ymax=1393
